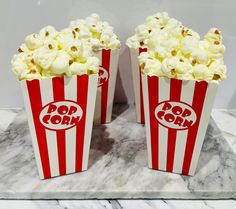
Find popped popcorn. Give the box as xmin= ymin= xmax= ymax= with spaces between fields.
xmin=69 ymin=13 xmax=121 ymax=51
xmin=129 ymin=12 xmax=227 ymax=83
xmin=11 ymin=26 xmax=99 ymax=80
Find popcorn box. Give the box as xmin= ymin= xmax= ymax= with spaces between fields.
xmin=142 ymin=75 xmax=218 ymax=175
xmin=21 ymin=74 xmax=98 ymax=179
xmin=129 ymin=47 xmax=147 ymax=123
xmin=94 ymin=48 xmax=120 ymax=124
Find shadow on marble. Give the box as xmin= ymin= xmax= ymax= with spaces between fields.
xmin=89 ymin=125 xmax=115 ymax=167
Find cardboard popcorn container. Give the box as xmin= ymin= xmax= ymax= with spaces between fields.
xmin=94 ymin=48 xmax=120 ymax=124
xmin=129 ymin=47 xmax=147 ymax=123
xmin=21 ymin=74 xmax=98 ymax=179
xmin=142 ymin=75 xmax=218 ymax=175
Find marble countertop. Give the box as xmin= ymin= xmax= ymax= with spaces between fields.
xmin=0 ymin=105 xmax=236 ymax=200
xmin=0 ymin=199 xmax=236 ymax=209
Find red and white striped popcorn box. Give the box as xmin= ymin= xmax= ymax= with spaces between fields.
xmin=129 ymin=47 xmax=147 ymax=123
xmin=94 ymin=48 xmax=120 ymax=124
xmin=21 ymin=74 xmax=98 ymax=179
xmin=142 ymin=75 xmax=218 ymax=175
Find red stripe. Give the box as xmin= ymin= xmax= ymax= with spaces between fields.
xmin=101 ymin=49 xmax=111 ymax=124
xmin=75 ymin=75 xmax=89 ymax=172
xmin=147 ymin=76 xmax=159 ymax=169
xmin=166 ymin=79 xmax=182 ymax=172
xmin=52 ymin=77 xmax=66 ymax=176
xmin=182 ymin=81 xmax=208 ymax=175
xmin=139 ymin=47 xmax=147 ymax=124
xmin=26 ymin=80 xmax=51 ymax=179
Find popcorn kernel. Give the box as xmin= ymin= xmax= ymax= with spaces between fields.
xmin=140 ymin=41 xmax=144 ymax=46
xmin=213 ymin=74 xmax=221 ymax=80
xmin=214 ymin=30 xmax=220 ymax=35
xmin=69 ymin=60 xmax=73 ymax=65
xmin=171 ymin=50 xmax=177 ymax=56
xmin=75 ymin=28 xmax=80 ymax=32
xmin=71 ymin=46 xmax=78 ymax=51
xmin=18 ymin=48 xmax=23 ymax=53
xmin=48 ymin=44 xmax=53 ymax=49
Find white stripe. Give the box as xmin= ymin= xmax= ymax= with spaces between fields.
xmin=105 ymin=49 xmax=120 ymax=122
xmin=188 ymin=82 xmax=218 ymax=175
xmin=82 ymin=74 xmax=98 ymax=170
xmin=141 ymin=75 xmax=152 ymax=168
xmin=158 ymin=78 xmax=170 ymax=171
xmin=172 ymin=80 xmax=195 ymax=174
xmin=94 ymin=50 xmax=102 ymax=124
xmin=129 ymin=48 xmax=141 ymax=123
xmin=40 ymin=79 xmax=59 ymax=177
xmin=64 ymin=76 xmax=77 ymax=174
xmin=20 ymin=81 xmax=44 ymax=179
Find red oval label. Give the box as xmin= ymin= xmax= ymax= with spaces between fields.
xmin=39 ymin=100 xmax=83 ymax=131
xmin=98 ymin=66 xmax=109 ymax=87
xmin=154 ymin=101 xmax=197 ymax=130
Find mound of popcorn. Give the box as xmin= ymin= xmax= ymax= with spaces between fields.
xmin=11 ymin=26 xmax=99 ymax=80
xmin=127 ymin=12 xmax=227 ymax=83
xmin=69 ymin=13 xmax=121 ymax=51
xmin=11 ymin=13 xmax=120 ymax=81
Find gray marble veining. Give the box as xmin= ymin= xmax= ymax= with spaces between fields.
xmin=0 ymin=105 xmax=235 ymax=199
xmin=1 ymin=200 xmax=236 ymax=209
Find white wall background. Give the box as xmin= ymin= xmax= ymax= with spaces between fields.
xmin=0 ymin=0 xmax=235 ymax=108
